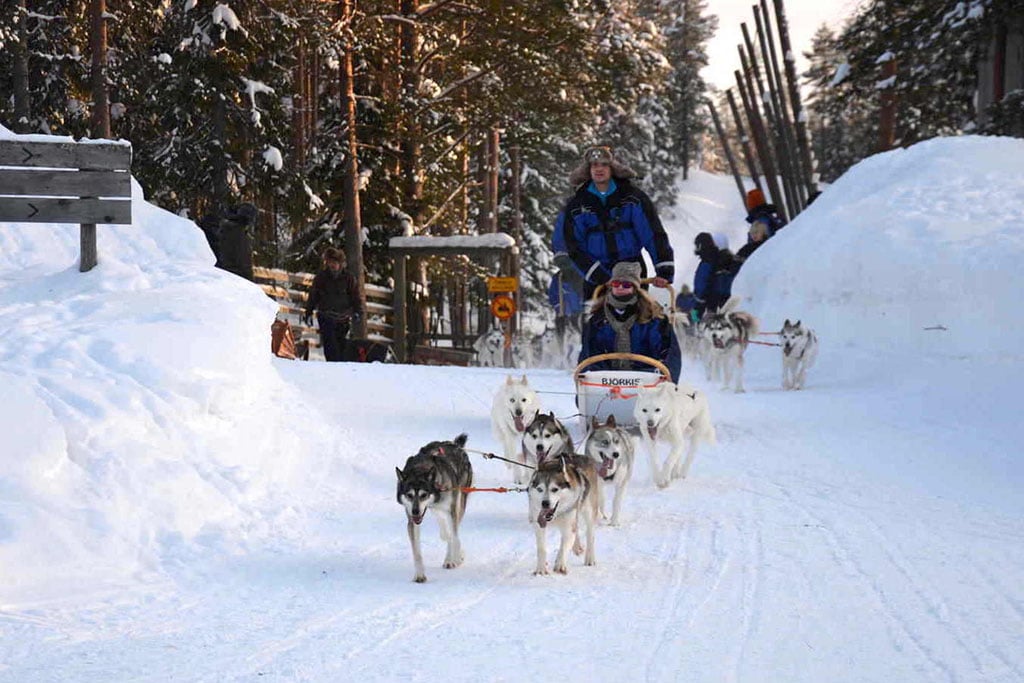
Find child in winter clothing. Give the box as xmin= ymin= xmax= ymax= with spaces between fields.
xmin=304 ymin=247 xmax=362 ymax=362
xmin=578 ymin=261 xmax=681 ymax=382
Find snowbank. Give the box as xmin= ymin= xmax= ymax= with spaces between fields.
xmin=0 ymin=128 xmax=342 ymax=601
xmin=735 ymin=136 xmax=1024 ymax=359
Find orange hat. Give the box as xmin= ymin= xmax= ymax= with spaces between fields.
xmin=746 ymin=188 xmax=766 ymax=211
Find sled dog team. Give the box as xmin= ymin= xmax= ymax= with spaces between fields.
xmin=397 ymin=372 xmax=716 ymax=582
xmin=399 ymin=304 xmax=818 ymax=582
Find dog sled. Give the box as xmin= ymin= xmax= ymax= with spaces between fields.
xmin=574 ymin=353 xmax=671 ymax=432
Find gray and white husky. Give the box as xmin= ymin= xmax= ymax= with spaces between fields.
xmin=528 ymin=455 xmax=599 ymax=575
xmin=702 ymin=296 xmax=759 ymax=393
xmin=396 ymin=433 xmax=473 ymax=583
xmin=634 ymin=381 xmax=716 ymax=489
xmin=780 ymin=319 xmax=819 ymax=390
xmin=584 ymin=415 xmax=635 ymax=526
xmin=474 ymin=328 xmax=505 ymax=367
xmin=522 ymin=411 xmax=575 ymax=469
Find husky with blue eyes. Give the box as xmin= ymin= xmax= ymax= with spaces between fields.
xmin=584 ymin=415 xmax=635 ymax=526
xmin=396 ymin=433 xmax=473 ymax=583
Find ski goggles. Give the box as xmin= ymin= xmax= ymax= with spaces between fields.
xmin=584 ymin=146 xmax=614 ymax=164
xmin=608 ymin=279 xmax=636 ymax=289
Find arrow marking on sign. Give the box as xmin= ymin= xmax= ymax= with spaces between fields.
xmin=27 ymin=202 xmax=39 ymax=219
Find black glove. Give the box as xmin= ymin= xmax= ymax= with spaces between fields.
xmin=590 ymin=266 xmax=611 ymax=285
xmin=656 ymin=264 xmax=675 ymax=282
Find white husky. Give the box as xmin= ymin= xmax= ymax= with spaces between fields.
xmin=702 ymin=297 xmax=759 ymax=393
xmin=633 ymin=381 xmax=716 ymax=489
xmin=583 ymin=415 xmax=635 ymax=526
xmin=491 ymin=375 xmax=543 ymax=484
xmin=780 ymin=319 xmax=819 ymax=390
xmin=474 ymin=328 xmax=505 ymax=367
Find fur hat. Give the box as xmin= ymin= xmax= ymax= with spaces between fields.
xmin=610 ymin=261 xmax=642 ymax=287
xmin=568 ymin=145 xmax=637 ymax=187
xmin=746 ymin=188 xmax=766 ymax=211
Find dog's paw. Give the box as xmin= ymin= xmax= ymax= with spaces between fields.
xmin=585 ymin=555 xmax=596 ymax=567
xmin=414 ymin=574 xmax=427 ymax=583
xmin=533 ymin=565 xmax=549 ymax=576
xmin=553 ymin=563 xmax=569 ymax=574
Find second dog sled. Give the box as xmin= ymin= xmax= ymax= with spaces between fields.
xmin=573 ymin=352 xmax=671 ymax=432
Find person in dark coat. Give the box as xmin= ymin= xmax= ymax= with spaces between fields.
xmin=578 ymin=261 xmax=681 ymax=383
xmin=744 ymin=188 xmax=786 ymax=234
xmin=554 ymin=145 xmax=675 ymax=300
xmin=215 ymin=202 xmax=256 ymax=281
xmin=303 ymin=247 xmax=362 ymax=362
xmin=692 ymin=232 xmax=739 ymax=320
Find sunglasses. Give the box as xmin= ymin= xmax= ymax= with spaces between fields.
xmin=609 ymin=280 xmax=636 ymax=289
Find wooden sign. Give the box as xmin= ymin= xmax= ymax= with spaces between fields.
xmin=487 ymin=276 xmax=518 ymax=293
xmin=490 ymin=294 xmax=516 ymax=320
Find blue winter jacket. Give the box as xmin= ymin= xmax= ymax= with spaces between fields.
xmin=693 ymin=253 xmax=736 ymax=317
xmin=578 ymin=307 xmax=681 ymax=383
xmin=554 ymin=179 xmax=674 ymax=287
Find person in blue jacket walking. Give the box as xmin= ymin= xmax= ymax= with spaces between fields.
xmin=553 ymin=145 xmax=675 ymax=300
xmin=692 ymin=232 xmax=739 ymax=320
xmin=578 ymin=261 xmax=681 ymax=383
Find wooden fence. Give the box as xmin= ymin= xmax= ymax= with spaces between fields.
xmin=252 ymin=267 xmax=394 ymax=357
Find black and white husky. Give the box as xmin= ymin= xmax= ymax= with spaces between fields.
xmin=702 ymin=297 xmax=759 ymax=393
xmin=584 ymin=415 xmax=635 ymax=526
xmin=522 ymin=411 xmax=575 ymax=470
xmin=395 ymin=433 xmax=473 ymax=583
xmin=780 ymin=319 xmax=819 ymax=390
xmin=473 ymin=328 xmax=505 ymax=367
xmin=528 ymin=455 xmax=599 ymax=575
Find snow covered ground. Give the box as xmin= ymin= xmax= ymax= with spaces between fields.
xmin=2 ymin=125 xmax=1023 ymax=682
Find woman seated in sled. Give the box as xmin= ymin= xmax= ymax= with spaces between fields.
xmin=578 ymin=261 xmax=681 ymax=383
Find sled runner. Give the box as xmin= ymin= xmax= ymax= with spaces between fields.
xmin=574 ymin=353 xmax=671 ymax=432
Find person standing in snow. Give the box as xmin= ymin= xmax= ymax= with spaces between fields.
xmin=553 ymin=145 xmax=675 ymax=300
xmin=215 ymin=202 xmax=257 ymax=282
xmin=736 ymin=218 xmax=773 ymax=264
xmin=692 ymin=232 xmax=739 ymax=319
xmin=744 ymin=188 xmax=786 ymax=235
xmin=303 ymin=247 xmax=362 ymax=362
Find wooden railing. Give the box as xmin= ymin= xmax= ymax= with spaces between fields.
xmin=252 ymin=267 xmax=394 ymax=352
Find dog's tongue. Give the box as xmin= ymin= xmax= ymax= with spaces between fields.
xmin=713 ymin=338 xmax=725 ymax=349
xmin=412 ymin=514 xmax=425 ymax=525
xmin=536 ymin=504 xmax=557 ymax=528
xmin=514 ymin=414 xmax=525 ymax=432
xmin=598 ymin=456 xmax=614 ymax=478
xmin=647 ymin=425 xmax=658 ymax=440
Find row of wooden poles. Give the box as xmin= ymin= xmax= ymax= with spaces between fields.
xmin=707 ymin=0 xmax=819 ymax=224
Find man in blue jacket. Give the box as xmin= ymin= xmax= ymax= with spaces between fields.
xmin=553 ymin=146 xmax=675 ymax=300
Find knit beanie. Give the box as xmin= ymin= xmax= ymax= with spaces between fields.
xmin=746 ymin=188 xmax=766 ymax=211
xmin=608 ymin=261 xmax=642 ymax=308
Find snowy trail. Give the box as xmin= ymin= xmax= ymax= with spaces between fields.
xmin=4 ymin=357 xmax=1022 ymax=683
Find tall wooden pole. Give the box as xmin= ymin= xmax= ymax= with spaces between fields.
xmin=877 ymin=58 xmax=898 ymax=152
xmin=340 ymin=0 xmax=366 ymax=337
xmin=726 ymin=89 xmax=762 ymax=192
xmin=772 ymin=0 xmax=819 ymax=197
xmin=707 ymin=100 xmax=746 ymax=205
xmin=741 ymin=26 xmax=798 ymax=219
xmin=735 ymin=66 xmax=788 ymax=223
xmin=755 ymin=4 xmax=806 ymax=208
xmin=486 ymin=127 xmax=500 ymax=233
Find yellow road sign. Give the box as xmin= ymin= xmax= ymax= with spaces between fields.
xmin=490 ymin=294 xmax=516 ymax=320
xmin=487 ymin=276 xmax=519 ymax=293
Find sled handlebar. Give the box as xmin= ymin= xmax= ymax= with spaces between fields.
xmin=573 ymin=353 xmax=672 ymax=383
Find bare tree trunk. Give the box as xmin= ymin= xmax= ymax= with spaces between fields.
xmin=13 ymin=0 xmax=31 ymax=133
xmin=877 ymin=58 xmax=898 ymax=152
xmin=735 ymin=65 xmax=788 ymax=223
xmin=339 ymin=0 xmax=366 ymax=338
xmin=400 ymin=0 xmax=423 ymax=226
xmin=772 ymin=0 xmax=819 ymax=197
xmin=486 ymin=126 xmax=500 ymax=233
xmin=89 ymin=0 xmax=110 ymax=138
